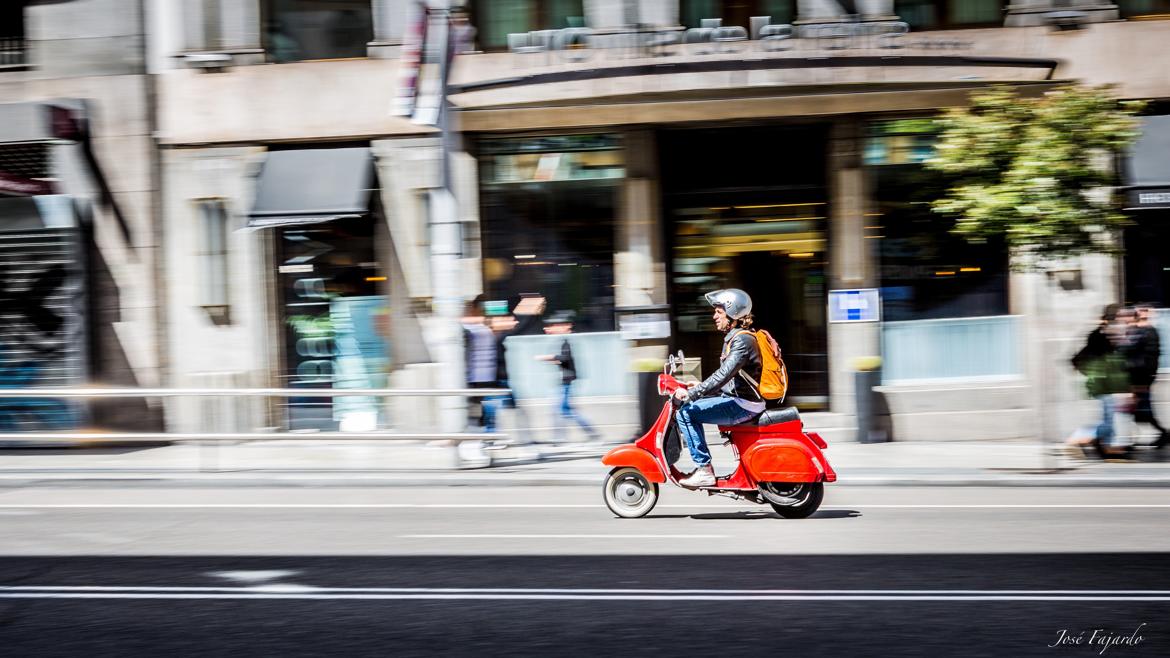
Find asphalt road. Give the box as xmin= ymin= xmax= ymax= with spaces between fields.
xmin=1 ymin=485 xmax=1169 ymax=656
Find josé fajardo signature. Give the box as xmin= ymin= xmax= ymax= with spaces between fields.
xmin=1048 ymin=623 xmax=1148 ymax=654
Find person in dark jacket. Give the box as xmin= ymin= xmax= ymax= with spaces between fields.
xmin=1070 ymin=303 xmax=1130 ymax=458
xmin=1124 ymin=304 xmax=1170 ymax=448
xmin=539 ymin=311 xmax=599 ymax=442
xmin=673 ymin=289 xmax=766 ymax=487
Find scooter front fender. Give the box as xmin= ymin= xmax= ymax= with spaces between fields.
xmin=742 ymin=440 xmax=824 ymax=483
xmin=602 ymin=445 xmax=666 ymax=483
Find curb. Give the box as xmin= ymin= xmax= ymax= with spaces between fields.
xmin=0 ymin=440 xmax=174 ymax=450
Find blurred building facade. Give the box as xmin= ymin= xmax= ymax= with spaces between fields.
xmin=136 ymin=0 xmax=1170 ymax=441
xmin=0 ymin=0 xmax=162 ymax=431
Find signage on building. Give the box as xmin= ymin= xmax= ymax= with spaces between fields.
xmin=1129 ymin=188 xmax=1170 ymax=209
xmin=620 ymin=312 xmax=672 ymax=340
xmin=828 ymin=289 xmax=881 ymax=323
xmin=496 ymin=21 xmax=971 ymax=68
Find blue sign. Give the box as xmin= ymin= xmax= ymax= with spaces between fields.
xmin=828 ymin=289 xmax=881 ymax=323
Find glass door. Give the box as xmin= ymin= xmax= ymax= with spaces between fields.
xmin=276 ymin=216 xmax=389 ymax=431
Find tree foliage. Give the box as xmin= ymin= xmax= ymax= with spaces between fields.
xmin=926 ymin=85 xmax=1145 ymax=265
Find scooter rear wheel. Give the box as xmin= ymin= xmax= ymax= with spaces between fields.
xmin=762 ymin=482 xmax=824 ymax=519
xmin=603 ymin=467 xmax=659 ymax=518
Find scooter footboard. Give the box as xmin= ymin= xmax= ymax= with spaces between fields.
xmin=742 ymin=440 xmax=827 ymax=483
xmin=601 ymin=445 xmax=666 ymax=483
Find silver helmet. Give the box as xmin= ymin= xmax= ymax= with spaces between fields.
xmin=704 ymin=288 xmax=752 ymax=320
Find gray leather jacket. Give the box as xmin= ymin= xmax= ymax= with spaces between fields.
xmin=691 ymin=329 xmax=764 ymax=402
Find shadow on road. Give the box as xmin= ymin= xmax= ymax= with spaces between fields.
xmin=644 ymin=509 xmax=862 ymax=521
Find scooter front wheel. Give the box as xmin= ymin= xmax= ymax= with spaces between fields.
xmin=603 ymin=467 xmax=659 ymax=518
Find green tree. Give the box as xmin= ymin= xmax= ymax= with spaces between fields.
xmin=927 ymin=85 xmax=1145 ymax=266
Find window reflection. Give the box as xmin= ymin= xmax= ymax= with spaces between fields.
xmin=869 ymin=121 xmax=1009 ymax=321
xmin=478 ymin=135 xmax=620 ymax=332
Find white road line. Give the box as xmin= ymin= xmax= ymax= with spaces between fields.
xmin=7 ymin=586 xmax=1170 ymax=595
xmin=0 ymin=503 xmax=1168 ymax=509
xmin=1 ymin=591 xmax=1169 ymax=602
xmin=400 ymin=534 xmax=728 ymax=539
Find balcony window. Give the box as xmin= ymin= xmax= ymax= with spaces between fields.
xmin=0 ymin=1 xmax=27 ymax=69
xmin=1118 ymin=0 xmax=1170 ymax=18
xmin=470 ymin=0 xmax=584 ymax=51
xmin=197 ymin=199 xmax=231 ymax=323
xmin=681 ymin=1 xmax=795 ymax=28
xmin=894 ymin=0 xmax=1003 ymax=30
xmin=262 ymin=0 xmax=374 ymax=63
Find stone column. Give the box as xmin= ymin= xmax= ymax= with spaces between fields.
xmin=370 ymin=0 xmax=412 ymax=58
xmin=827 ymin=119 xmax=880 ymax=426
xmin=586 ymin=0 xmax=676 ymax=29
xmin=797 ymin=0 xmax=895 ymax=22
xmin=220 ymin=0 xmax=264 ymax=63
xmin=616 ymin=130 xmax=667 ymax=309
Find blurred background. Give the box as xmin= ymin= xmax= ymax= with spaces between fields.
xmin=2 ymin=0 xmax=1169 ymax=453
xmin=5 ymin=3 xmax=1170 ymax=655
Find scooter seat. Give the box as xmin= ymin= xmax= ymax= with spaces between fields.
xmin=753 ymin=406 xmax=800 ymax=426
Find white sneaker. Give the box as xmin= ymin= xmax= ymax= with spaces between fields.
xmin=679 ymin=464 xmax=715 ymax=488
xmin=457 ymin=440 xmax=491 ymax=469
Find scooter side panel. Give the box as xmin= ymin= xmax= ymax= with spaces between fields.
xmin=602 ymin=445 xmax=666 ymax=483
xmin=741 ymin=440 xmax=823 ymax=482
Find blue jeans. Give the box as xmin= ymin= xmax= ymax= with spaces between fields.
xmin=675 ymin=395 xmax=759 ymax=467
xmin=559 ymin=383 xmax=598 ymax=439
xmin=1096 ymin=394 xmax=1117 ymax=447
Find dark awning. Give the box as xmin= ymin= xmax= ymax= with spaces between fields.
xmin=247 ymin=147 xmax=375 ymax=229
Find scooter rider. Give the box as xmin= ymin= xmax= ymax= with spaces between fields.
xmin=673 ymin=288 xmax=766 ymax=487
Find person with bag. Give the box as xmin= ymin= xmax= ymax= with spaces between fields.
xmin=537 ymin=311 xmax=600 ymax=443
xmin=1070 ymin=303 xmax=1132 ymax=459
xmin=672 ymin=288 xmax=787 ymax=487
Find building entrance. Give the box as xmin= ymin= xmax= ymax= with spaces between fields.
xmin=660 ymin=125 xmax=830 ymax=408
xmin=275 ymin=216 xmax=389 ymax=431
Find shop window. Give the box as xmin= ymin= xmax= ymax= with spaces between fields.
xmin=0 ymin=2 xmax=27 ymax=68
xmin=1118 ymin=0 xmax=1170 ymax=18
xmin=869 ymin=122 xmax=1009 ymax=321
xmin=893 ymin=0 xmax=1004 ymax=30
xmin=874 ymin=166 xmax=1010 ymax=321
xmin=262 ymin=0 xmax=374 ymax=63
xmin=478 ymin=134 xmax=621 ymax=331
xmin=196 ymin=199 xmax=231 ymax=324
xmin=681 ymin=1 xmax=795 ymax=28
xmin=470 ymin=0 xmax=585 ymax=51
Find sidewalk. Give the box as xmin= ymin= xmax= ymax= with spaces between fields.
xmin=2 ymin=438 xmax=1170 ymax=487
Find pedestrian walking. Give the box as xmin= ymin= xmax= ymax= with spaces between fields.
xmin=538 ymin=311 xmax=600 ymax=442
xmin=462 ymin=301 xmax=498 ymax=432
xmin=457 ymin=301 xmax=496 ymax=468
xmin=487 ymin=311 xmax=532 ymax=445
xmin=1069 ymin=303 xmax=1132 ymax=459
xmin=1124 ymin=303 xmax=1170 ymax=449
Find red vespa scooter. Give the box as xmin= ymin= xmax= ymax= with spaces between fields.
xmin=601 ymin=351 xmax=836 ymax=518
